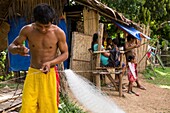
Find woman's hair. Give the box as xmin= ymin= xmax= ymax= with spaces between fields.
xmin=106 ymin=38 xmax=112 ymax=44
xmin=33 ymin=3 xmax=56 ymax=24
xmin=91 ymin=33 xmax=98 ymax=51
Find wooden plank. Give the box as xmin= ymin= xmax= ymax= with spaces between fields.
xmin=73 ymin=59 xmax=91 ymax=62
xmin=106 ymin=74 xmax=118 ymax=91
xmin=92 ymin=71 xmax=121 ymax=75
xmin=0 ymin=89 xmax=22 ymax=112
xmin=0 ymin=101 xmax=21 ymax=112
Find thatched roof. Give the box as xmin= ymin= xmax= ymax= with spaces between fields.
xmin=0 ymin=0 xmax=67 ymax=23
xmin=0 ymin=0 xmax=140 ymax=28
xmin=74 ymin=0 xmax=141 ymax=30
xmin=0 ymin=0 xmax=10 ymax=24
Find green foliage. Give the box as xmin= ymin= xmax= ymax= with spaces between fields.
xmin=0 ymin=51 xmax=6 ymax=68
xmin=101 ymin=0 xmax=143 ymax=22
xmin=106 ymin=24 xmax=117 ymax=38
xmin=158 ymin=23 xmax=170 ymax=42
xmin=59 ymin=94 xmax=86 ymax=113
xmin=143 ymin=66 xmax=170 ymax=87
xmin=0 ymin=50 xmax=14 ymax=81
xmin=0 ymin=51 xmax=7 ymax=80
xmin=144 ymin=0 xmax=169 ymax=21
xmin=100 ymin=0 xmax=170 ymax=49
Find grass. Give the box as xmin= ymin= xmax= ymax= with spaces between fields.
xmin=143 ymin=66 xmax=170 ymax=89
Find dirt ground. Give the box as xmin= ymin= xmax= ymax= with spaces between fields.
xmin=69 ymin=73 xmax=170 ymax=113
xmin=1 ymin=73 xmax=170 ymax=113
xmin=102 ymin=74 xmax=170 ymax=113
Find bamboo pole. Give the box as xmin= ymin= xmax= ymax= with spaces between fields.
xmin=95 ymin=23 xmax=104 ymax=89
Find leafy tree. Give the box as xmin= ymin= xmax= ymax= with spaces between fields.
xmin=101 ymin=0 xmax=145 ymax=22
xmin=100 ymin=0 xmax=170 ymax=48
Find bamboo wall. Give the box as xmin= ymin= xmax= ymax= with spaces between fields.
xmin=70 ymin=32 xmax=92 ymax=80
xmin=83 ymin=7 xmax=99 ymax=35
xmin=137 ymin=25 xmax=150 ymax=72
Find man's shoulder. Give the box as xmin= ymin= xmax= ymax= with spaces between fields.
xmin=52 ymin=25 xmax=65 ymax=34
xmin=19 ymin=24 xmax=33 ymax=35
xmin=22 ymin=24 xmax=33 ymax=31
xmin=53 ymin=25 xmax=63 ymax=31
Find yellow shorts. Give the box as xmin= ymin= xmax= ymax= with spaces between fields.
xmin=20 ymin=67 xmax=58 ymax=113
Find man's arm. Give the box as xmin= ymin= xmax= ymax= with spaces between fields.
xmin=125 ymin=42 xmax=140 ymax=51
xmin=50 ymin=28 xmax=68 ymax=66
xmin=101 ymin=48 xmax=110 ymax=57
xmin=8 ymin=26 xmax=29 ymax=56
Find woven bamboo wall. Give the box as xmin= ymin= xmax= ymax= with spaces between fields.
xmin=137 ymin=25 xmax=150 ymax=72
xmin=70 ymin=32 xmax=92 ymax=80
xmin=83 ymin=7 xmax=99 ymax=35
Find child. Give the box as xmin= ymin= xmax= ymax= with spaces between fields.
xmin=127 ymin=55 xmax=139 ymax=96
xmin=112 ymin=38 xmax=126 ymax=83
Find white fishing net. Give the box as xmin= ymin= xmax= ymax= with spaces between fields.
xmin=64 ymin=69 xmax=125 ymax=113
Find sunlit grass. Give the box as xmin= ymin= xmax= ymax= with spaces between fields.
xmin=143 ymin=66 xmax=170 ymax=89
xmin=159 ymin=85 xmax=170 ymax=89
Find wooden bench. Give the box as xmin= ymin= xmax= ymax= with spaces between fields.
xmin=88 ymin=48 xmax=124 ymax=97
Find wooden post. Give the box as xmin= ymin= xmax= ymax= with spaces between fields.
xmin=95 ymin=23 xmax=104 ymax=89
xmin=119 ymin=72 xmax=123 ymax=97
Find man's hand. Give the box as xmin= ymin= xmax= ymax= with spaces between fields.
xmin=40 ymin=62 xmax=51 ymax=74
xmin=15 ymin=45 xmax=30 ymax=56
xmin=135 ymin=44 xmax=140 ymax=48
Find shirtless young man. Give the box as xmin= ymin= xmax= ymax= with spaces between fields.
xmin=8 ymin=3 xmax=68 ymax=113
xmin=125 ymin=35 xmax=146 ymax=90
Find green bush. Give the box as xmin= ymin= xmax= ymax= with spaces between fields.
xmin=59 ymin=94 xmax=87 ymax=113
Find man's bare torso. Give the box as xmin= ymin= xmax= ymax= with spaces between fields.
xmin=125 ymin=42 xmax=136 ymax=60
xmin=26 ymin=23 xmax=58 ymax=69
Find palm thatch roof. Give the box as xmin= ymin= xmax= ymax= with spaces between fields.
xmin=2 ymin=0 xmax=67 ymax=23
xmin=0 ymin=0 xmax=141 ymax=28
xmin=74 ymin=0 xmax=141 ymax=30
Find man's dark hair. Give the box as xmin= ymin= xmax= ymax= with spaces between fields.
xmin=127 ymin=34 xmax=135 ymax=42
xmin=33 ymin=3 xmax=56 ymax=24
xmin=128 ymin=55 xmax=135 ymax=62
xmin=112 ymin=38 xmax=119 ymax=46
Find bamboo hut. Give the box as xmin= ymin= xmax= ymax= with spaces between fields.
xmin=0 ymin=0 xmax=150 ymax=80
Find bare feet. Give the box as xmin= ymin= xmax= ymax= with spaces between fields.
xmin=128 ymin=91 xmax=139 ymax=96
xmin=131 ymin=91 xmax=139 ymax=96
xmin=137 ymin=85 xmax=146 ymax=90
